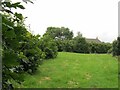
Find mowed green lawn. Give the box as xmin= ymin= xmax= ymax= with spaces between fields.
xmin=17 ymin=52 xmax=118 ymax=88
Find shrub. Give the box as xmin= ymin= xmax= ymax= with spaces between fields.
xmin=39 ymin=35 xmax=58 ymax=59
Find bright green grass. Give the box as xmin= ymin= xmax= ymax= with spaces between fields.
xmin=16 ymin=52 xmax=118 ymax=88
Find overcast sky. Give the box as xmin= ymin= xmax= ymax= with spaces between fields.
xmin=13 ymin=0 xmax=119 ymax=43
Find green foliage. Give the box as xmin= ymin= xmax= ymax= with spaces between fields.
xmin=88 ymin=42 xmax=112 ymax=54
xmin=44 ymin=26 xmax=111 ymax=54
xmin=2 ymin=12 xmax=44 ymax=88
xmin=44 ymin=27 xmax=73 ymax=40
xmin=107 ymin=48 xmax=112 ymax=54
xmin=19 ymin=34 xmax=44 ymax=74
xmin=55 ymin=39 xmax=74 ymax=52
xmin=62 ymin=40 xmax=74 ymax=52
xmin=73 ymin=36 xmax=89 ymax=53
xmin=2 ymin=3 xmax=58 ymax=88
xmin=1 ymin=1 xmax=25 ymax=14
xmin=2 ymin=1 xmax=25 ymax=9
xmin=55 ymin=39 xmax=64 ymax=51
xmin=117 ymin=37 xmax=120 ymax=55
xmin=44 ymin=27 xmax=73 ymax=52
xmin=112 ymin=40 xmax=118 ymax=56
xmin=39 ymin=35 xmax=58 ymax=59
xmin=1 ymin=0 xmax=57 ymax=89
xmin=112 ymin=37 xmax=120 ymax=56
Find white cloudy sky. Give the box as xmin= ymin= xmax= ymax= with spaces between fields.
xmin=13 ymin=0 xmax=119 ymax=43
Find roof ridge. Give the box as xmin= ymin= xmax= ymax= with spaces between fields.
xmin=85 ymin=38 xmax=101 ymax=43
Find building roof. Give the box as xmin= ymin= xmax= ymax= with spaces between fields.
xmin=86 ymin=38 xmax=101 ymax=43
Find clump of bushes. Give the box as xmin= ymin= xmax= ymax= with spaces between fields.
xmin=38 ymin=35 xmax=58 ymax=59
xmin=2 ymin=1 xmax=58 ymax=89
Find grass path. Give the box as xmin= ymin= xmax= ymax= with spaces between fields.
xmin=17 ymin=52 xmax=118 ymax=88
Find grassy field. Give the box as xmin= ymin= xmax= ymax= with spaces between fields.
xmin=16 ymin=52 xmax=118 ymax=88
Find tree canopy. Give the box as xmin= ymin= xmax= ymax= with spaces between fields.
xmin=44 ymin=27 xmax=73 ymax=40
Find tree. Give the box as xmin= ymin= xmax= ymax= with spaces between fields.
xmin=44 ymin=27 xmax=73 ymax=52
xmin=44 ymin=27 xmax=73 ymax=40
xmin=73 ymin=36 xmax=89 ymax=53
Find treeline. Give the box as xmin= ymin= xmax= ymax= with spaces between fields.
xmin=43 ymin=27 xmax=112 ymax=54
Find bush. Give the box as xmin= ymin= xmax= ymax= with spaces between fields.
xmin=73 ymin=37 xmax=89 ymax=53
xmin=2 ymin=13 xmax=44 ymax=88
xmin=1 ymin=1 xmax=57 ymax=88
xmin=55 ymin=39 xmax=64 ymax=51
xmin=63 ymin=40 xmax=74 ymax=52
xmin=39 ymin=35 xmax=58 ymax=59
xmin=88 ymin=43 xmax=112 ymax=54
